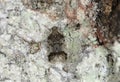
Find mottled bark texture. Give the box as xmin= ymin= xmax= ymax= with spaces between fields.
xmin=0 ymin=0 xmax=120 ymax=82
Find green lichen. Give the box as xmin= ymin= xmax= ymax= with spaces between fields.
xmin=62 ymin=27 xmax=83 ymax=62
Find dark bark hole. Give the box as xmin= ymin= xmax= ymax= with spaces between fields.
xmin=106 ymin=54 xmax=114 ymax=66
xmin=75 ymin=23 xmax=81 ymax=30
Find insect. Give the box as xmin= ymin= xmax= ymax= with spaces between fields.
xmin=47 ymin=27 xmax=67 ymax=63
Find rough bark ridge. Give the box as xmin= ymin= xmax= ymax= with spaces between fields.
xmin=95 ymin=0 xmax=120 ymax=44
